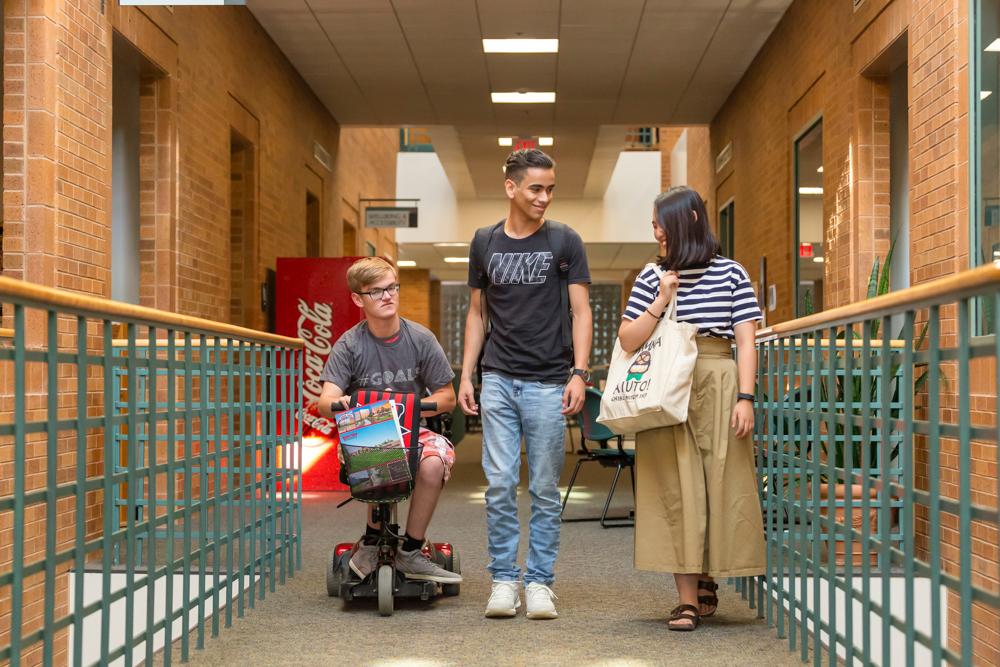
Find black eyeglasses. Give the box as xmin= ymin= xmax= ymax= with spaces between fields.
xmin=357 ymin=283 xmax=401 ymax=300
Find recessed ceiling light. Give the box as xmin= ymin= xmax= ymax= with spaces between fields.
xmin=813 ymin=257 xmax=825 ymax=263
xmin=986 ymin=38 xmax=1000 ymax=52
xmin=433 ymin=242 xmax=469 ymax=248
xmin=982 ymin=90 xmax=993 ymax=100
xmin=444 ymin=257 xmax=469 ymax=264
xmin=498 ymin=137 xmax=513 ymax=147
xmin=539 ymin=137 xmax=554 ymax=146
xmin=483 ymin=39 xmax=559 ymax=53
xmin=491 ymin=92 xmax=556 ymax=104
xmin=798 ymin=187 xmax=823 ymax=195
xmin=816 ymin=166 xmax=824 ymax=173
xmin=397 ymin=260 xmax=416 ymax=268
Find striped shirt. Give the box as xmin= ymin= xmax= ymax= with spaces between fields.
xmin=623 ymin=256 xmax=762 ymax=339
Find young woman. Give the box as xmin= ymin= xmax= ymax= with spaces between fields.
xmin=618 ymin=186 xmax=766 ymax=631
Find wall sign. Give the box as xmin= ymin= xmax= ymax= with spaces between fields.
xmin=364 ymin=206 xmax=418 ymax=229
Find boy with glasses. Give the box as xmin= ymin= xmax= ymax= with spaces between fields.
xmin=318 ymin=257 xmax=461 ymax=584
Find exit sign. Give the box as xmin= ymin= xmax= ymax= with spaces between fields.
xmin=514 ymin=138 xmax=537 ymax=150
xmin=799 ymin=242 xmax=814 ymax=258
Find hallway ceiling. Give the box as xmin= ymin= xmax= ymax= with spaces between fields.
xmin=247 ymin=0 xmax=792 ymax=198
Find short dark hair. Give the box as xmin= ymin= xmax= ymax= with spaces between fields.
xmin=503 ymin=148 xmax=555 ymax=183
xmin=654 ymin=186 xmax=720 ymax=271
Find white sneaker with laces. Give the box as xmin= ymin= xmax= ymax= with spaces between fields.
xmin=485 ymin=580 xmax=520 ymax=618
xmin=525 ymin=582 xmax=558 ymax=619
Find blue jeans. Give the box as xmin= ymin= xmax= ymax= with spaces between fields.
xmin=479 ymin=372 xmax=566 ymax=585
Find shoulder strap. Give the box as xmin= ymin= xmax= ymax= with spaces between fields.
xmin=543 ymin=221 xmax=573 ymax=350
xmin=475 ymin=220 xmax=505 ymax=287
xmin=475 ymin=221 xmax=504 ymax=384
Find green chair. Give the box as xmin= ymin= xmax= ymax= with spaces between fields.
xmin=560 ymin=388 xmax=635 ymax=528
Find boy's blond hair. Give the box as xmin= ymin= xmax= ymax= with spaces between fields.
xmin=346 ymin=257 xmax=398 ymax=293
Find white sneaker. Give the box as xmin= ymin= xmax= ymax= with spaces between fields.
xmin=525 ymin=582 xmax=558 ymax=619
xmin=485 ymin=580 xmax=520 ymax=618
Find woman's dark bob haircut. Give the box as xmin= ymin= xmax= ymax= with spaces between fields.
xmin=654 ymin=186 xmax=720 ymax=271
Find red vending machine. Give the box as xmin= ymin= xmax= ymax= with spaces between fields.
xmin=276 ymin=257 xmax=364 ymax=491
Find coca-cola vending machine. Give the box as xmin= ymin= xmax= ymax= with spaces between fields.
xmin=276 ymin=257 xmax=364 ymax=491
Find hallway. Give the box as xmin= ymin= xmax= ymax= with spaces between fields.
xmin=161 ymin=435 xmax=801 ymax=667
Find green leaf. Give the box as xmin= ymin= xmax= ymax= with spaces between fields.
xmin=878 ymin=237 xmax=896 ymax=297
xmin=867 ymin=257 xmax=881 ymax=300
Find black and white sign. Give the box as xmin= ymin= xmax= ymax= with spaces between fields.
xmin=365 ymin=206 xmax=418 ymax=229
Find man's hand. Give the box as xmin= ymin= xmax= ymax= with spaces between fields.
xmin=731 ymin=400 xmax=754 ymax=438
xmin=562 ymin=375 xmax=586 ymax=416
xmin=332 ymin=395 xmax=351 ymax=412
xmin=458 ymin=378 xmax=479 ymax=415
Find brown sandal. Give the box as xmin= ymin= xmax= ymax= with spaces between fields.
xmin=698 ymin=579 xmax=719 ymax=617
xmin=667 ymin=604 xmax=701 ymax=631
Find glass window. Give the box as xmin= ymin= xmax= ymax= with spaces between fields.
xmin=975 ymin=0 xmax=1000 ymax=332
xmin=719 ymin=200 xmax=734 ymax=258
xmin=794 ymin=120 xmax=824 ymax=317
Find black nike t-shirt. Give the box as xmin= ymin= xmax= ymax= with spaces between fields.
xmin=467 ymin=220 xmax=590 ymax=383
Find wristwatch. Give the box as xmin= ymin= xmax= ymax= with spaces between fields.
xmin=737 ymin=392 xmax=755 ymax=403
xmin=570 ymin=368 xmax=592 ymax=383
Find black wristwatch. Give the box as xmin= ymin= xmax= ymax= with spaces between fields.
xmin=737 ymin=392 xmax=755 ymax=403
xmin=570 ymin=368 xmax=591 ymax=383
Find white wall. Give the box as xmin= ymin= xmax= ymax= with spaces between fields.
xmin=670 ymin=129 xmax=688 ymax=188
xmin=111 ymin=36 xmax=142 ymax=305
xmin=395 ymin=151 xmax=662 ymax=244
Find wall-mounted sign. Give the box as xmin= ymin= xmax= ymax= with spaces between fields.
xmin=715 ymin=141 xmax=733 ymax=173
xmin=365 ymin=206 xmax=418 ymax=229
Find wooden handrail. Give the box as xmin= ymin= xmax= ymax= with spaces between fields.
xmin=0 ymin=276 xmax=303 ymax=349
xmin=757 ymin=262 xmax=1000 ymax=340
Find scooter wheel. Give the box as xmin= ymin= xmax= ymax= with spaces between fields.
xmin=326 ymin=549 xmax=341 ymax=597
xmin=442 ymin=547 xmax=460 ymax=597
xmin=377 ymin=564 xmax=394 ymax=616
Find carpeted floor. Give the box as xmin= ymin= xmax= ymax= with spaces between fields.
xmin=157 ymin=433 xmax=804 ymax=667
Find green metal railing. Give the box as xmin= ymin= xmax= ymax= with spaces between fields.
xmin=0 ymin=277 xmax=304 ymax=666
xmin=736 ymin=263 xmax=1000 ymax=666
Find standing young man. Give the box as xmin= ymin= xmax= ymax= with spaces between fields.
xmin=318 ymin=257 xmax=461 ymax=585
xmin=458 ymin=149 xmax=592 ymax=619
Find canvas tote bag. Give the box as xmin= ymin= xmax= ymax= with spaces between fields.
xmin=597 ymin=265 xmax=699 ymax=434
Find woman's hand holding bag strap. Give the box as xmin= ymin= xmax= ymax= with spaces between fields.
xmin=597 ymin=264 xmax=699 ymax=435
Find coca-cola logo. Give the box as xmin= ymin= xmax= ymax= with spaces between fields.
xmin=298 ymin=298 xmax=333 ymax=407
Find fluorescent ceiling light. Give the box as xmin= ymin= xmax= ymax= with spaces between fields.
xmin=483 ymin=38 xmax=559 ymax=53
xmin=539 ymin=137 xmax=554 ymax=146
xmin=982 ymin=90 xmax=993 ymax=100
xmin=986 ymin=38 xmax=1000 ymax=52
xmin=498 ymin=137 xmax=513 ymax=146
xmin=813 ymin=257 xmax=825 ymax=263
xmin=397 ymin=260 xmax=416 ymax=268
xmin=444 ymin=257 xmax=469 ymax=264
xmin=491 ymin=92 xmax=556 ymax=104
xmin=816 ymin=166 xmax=824 ymax=173
xmin=433 ymin=242 xmax=469 ymax=248
xmin=798 ymin=187 xmax=823 ymax=195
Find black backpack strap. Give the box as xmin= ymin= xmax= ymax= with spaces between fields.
xmin=475 ymin=221 xmax=504 ymax=384
xmin=544 ymin=221 xmax=573 ymax=351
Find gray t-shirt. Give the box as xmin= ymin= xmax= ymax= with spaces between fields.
xmin=320 ymin=318 xmax=454 ymax=397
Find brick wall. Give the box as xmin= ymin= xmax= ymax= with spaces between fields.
xmin=713 ymin=0 xmax=996 ymax=662
xmin=0 ymin=3 xmax=399 ymax=663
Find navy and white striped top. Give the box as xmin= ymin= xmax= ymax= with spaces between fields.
xmin=623 ymin=256 xmax=762 ymax=339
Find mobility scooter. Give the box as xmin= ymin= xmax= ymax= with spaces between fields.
xmin=326 ymin=389 xmax=460 ymax=616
